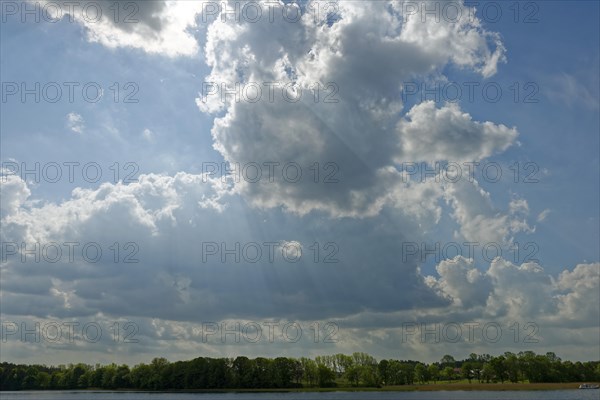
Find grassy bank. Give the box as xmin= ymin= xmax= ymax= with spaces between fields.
xmin=133 ymin=382 xmax=599 ymax=393
xmin=376 ymin=382 xmax=594 ymax=391
xmin=7 ymin=382 xmax=597 ymax=393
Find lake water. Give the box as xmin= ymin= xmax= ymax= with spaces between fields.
xmin=0 ymin=391 xmax=597 ymax=400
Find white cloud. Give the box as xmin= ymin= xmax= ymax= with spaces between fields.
xmin=546 ymin=71 xmax=600 ymax=110
xmin=35 ymin=1 xmax=204 ymax=57
xmin=553 ymin=263 xmax=600 ymax=323
xmin=142 ymin=128 xmax=155 ymax=142
xmin=396 ymin=101 xmax=518 ymax=163
xmin=1 ymin=172 xmax=597 ymax=362
xmin=198 ymin=1 xmax=517 ymax=218
xmin=442 ymin=179 xmax=534 ymax=245
xmin=427 ymin=256 xmax=493 ymax=309
xmin=537 ymin=208 xmax=551 ymax=222
xmin=0 ymin=173 xmax=443 ymax=322
xmin=66 ymin=112 xmax=84 ymax=134
xmin=0 ymin=173 xmax=31 ymax=218
xmin=3 ymin=256 xmax=596 ymax=364
xmin=425 ymin=257 xmax=600 ymax=328
xmin=4 ymin=1 xmax=595 ymax=365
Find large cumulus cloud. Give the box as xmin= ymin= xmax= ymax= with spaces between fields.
xmin=0 ymin=173 xmax=445 ymax=324
xmin=1 ymin=173 xmax=597 ymax=362
xmin=197 ymin=0 xmax=516 ymax=217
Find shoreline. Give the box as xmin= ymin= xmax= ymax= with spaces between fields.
xmin=4 ymin=382 xmax=597 ymax=393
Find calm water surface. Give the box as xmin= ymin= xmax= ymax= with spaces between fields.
xmin=0 ymin=391 xmax=598 ymax=400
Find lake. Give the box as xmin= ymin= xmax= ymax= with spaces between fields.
xmin=0 ymin=391 xmax=597 ymax=400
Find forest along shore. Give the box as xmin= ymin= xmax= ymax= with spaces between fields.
xmin=1 ymin=352 xmax=599 ymax=391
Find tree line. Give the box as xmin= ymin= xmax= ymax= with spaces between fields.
xmin=1 ymin=351 xmax=599 ymax=391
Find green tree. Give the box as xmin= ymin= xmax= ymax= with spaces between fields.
xmin=441 ymin=366 xmax=455 ymax=383
xmin=345 ymin=365 xmax=361 ymax=386
xmin=503 ymin=352 xmax=519 ymax=383
xmin=518 ymin=351 xmax=539 ymax=382
xmin=401 ymin=363 xmax=415 ymax=385
xmin=481 ymin=363 xmax=494 ymax=383
xmin=317 ymin=364 xmax=336 ymax=387
xmin=378 ymin=359 xmax=390 ymax=385
xmin=232 ymin=356 xmax=252 ymax=388
xmin=300 ymin=357 xmax=318 ymax=387
xmin=360 ymin=365 xmax=379 ymax=387
xmin=36 ymin=371 xmax=51 ymax=389
xmin=440 ymin=355 xmax=456 ymax=368
xmin=461 ymin=362 xmax=473 ymax=383
xmin=1 ymin=351 xmax=597 ymax=391
xmin=273 ymin=357 xmax=293 ymax=388
xmin=113 ymin=365 xmax=131 ymax=388
xmin=427 ymin=364 xmax=439 ymax=384
xmin=414 ymin=363 xmax=428 ymax=384
xmin=490 ymin=356 xmax=506 ymax=383
xmin=334 ymin=354 xmax=353 ymax=377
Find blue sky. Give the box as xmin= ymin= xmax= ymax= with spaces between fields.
xmin=1 ymin=1 xmax=598 ymax=365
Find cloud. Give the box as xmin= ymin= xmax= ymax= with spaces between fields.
xmin=553 ymin=263 xmax=600 ymax=324
xmin=426 ymin=256 xmax=493 ymax=309
xmin=0 ymin=173 xmax=31 ymax=218
xmin=4 ymin=1 xmax=595 ymax=365
xmin=537 ymin=208 xmax=551 ymax=222
xmin=66 ymin=112 xmax=84 ymax=134
xmin=1 ymin=172 xmax=597 ymax=362
xmin=395 ymin=101 xmax=518 ymax=163
xmin=546 ymin=71 xmax=600 ymax=110
xmin=142 ymin=128 xmax=155 ymax=142
xmin=34 ymin=1 xmax=204 ymax=57
xmin=425 ymin=257 xmax=600 ymax=327
xmin=0 ymin=0 xmax=529 ymax=327
xmin=2 ymin=252 xmax=596 ymax=363
xmin=0 ymin=174 xmax=444 ymax=324
xmin=198 ymin=0 xmax=516 ymax=218
xmin=443 ymin=180 xmax=534 ymax=245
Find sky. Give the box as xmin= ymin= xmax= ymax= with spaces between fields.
xmin=0 ymin=0 xmax=599 ymax=365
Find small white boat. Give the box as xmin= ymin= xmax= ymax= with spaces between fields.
xmin=579 ymin=383 xmax=599 ymax=389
